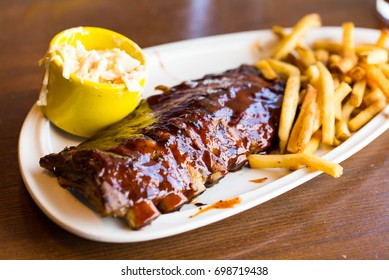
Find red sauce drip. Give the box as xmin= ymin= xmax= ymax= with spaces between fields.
xmin=249 ymin=177 xmax=268 ymax=183
xmin=190 ymin=196 xmax=241 ymax=218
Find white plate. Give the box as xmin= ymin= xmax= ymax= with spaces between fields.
xmin=18 ymin=27 xmax=389 ymax=243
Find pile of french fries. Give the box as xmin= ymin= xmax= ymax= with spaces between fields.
xmin=249 ymin=13 xmax=388 ymax=178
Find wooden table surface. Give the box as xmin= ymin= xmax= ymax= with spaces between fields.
xmin=1 ymin=0 xmax=388 ymax=260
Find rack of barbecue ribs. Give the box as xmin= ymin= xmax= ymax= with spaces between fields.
xmin=40 ymin=64 xmax=285 ymax=229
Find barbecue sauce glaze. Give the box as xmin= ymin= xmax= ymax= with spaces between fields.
xmin=40 ymin=65 xmax=285 ymax=229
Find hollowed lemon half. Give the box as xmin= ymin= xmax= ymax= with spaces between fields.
xmin=38 ymin=27 xmax=146 ymax=137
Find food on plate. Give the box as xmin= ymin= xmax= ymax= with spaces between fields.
xmin=39 ymin=65 xmax=285 ymax=229
xmin=256 ymin=58 xmax=300 ymax=153
xmin=254 ymin=14 xmax=388 ymax=160
xmin=37 ymin=27 xmax=147 ymax=137
xmin=286 ymin=84 xmax=319 ymax=153
xmin=271 ymin=13 xmax=321 ymax=60
xmin=38 ymin=14 xmax=388 ymax=231
xmin=248 ymin=154 xmax=343 ymax=178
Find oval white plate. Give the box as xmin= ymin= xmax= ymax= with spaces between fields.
xmin=18 ymin=27 xmax=389 ymax=243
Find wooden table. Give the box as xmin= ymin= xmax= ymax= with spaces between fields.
xmin=1 ymin=0 xmax=388 ymax=260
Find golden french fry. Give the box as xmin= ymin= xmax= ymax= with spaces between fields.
xmin=298 ymin=88 xmax=307 ymax=105
xmin=312 ymin=101 xmax=322 ymax=133
xmin=359 ymin=48 xmax=388 ymax=64
xmin=334 ymin=82 xmax=352 ymax=120
xmin=316 ymin=61 xmax=335 ymax=145
xmin=348 ymin=97 xmax=387 ymax=131
xmin=376 ymin=28 xmax=389 ymax=47
xmin=297 ymin=96 xmax=319 ymax=153
xmin=314 ymin=49 xmax=330 ymax=65
xmin=265 ymin=59 xmax=301 ymax=153
xmin=341 ymin=74 xmax=353 ymax=84
xmin=272 ymin=25 xmax=288 ymax=39
xmin=284 ymin=53 xmax=306 ymax=72
xmin=349 ymin=79 xmax=366 ymax=107
xmin=287 ymin=84 xmax=317 ymax=153
xmin=332 ymin=54 xmax=357 ymax=73
xmin=363 ymin=86 xmax=386 ymax=106
xmin=379 ymin=63 xmax=389 ymax=78
xmin=364 ymin=64 xmax=389 ymax=101
xmin=329 ymin=53 xmax=356 ymax=74
xmin=349 ymin=66 xmax=366 ymax=81
xmin=335 ymin=113 xmax=351 ymax=142
xmin=287 ymin=121 xmax=302 ymax=154
xmin=272 ymin=13 xmax=321 ymax=60
xmin=248 ymin=154 xmax=343 ymax=178
xmin=342 ymin=22 xmax=355 ymax=54
xmin=332 ymin=137 xmax=343 ymax=146
xmin=295 ymin=45 xmax=316 ymax=68
xmin=332 ymin=74 xmax=340 ymax=89
xmin=300 ymin=74 xmax=310 ymax=86
xmin=329 ymin=54 xmax=341 ymax=66
xmin=305 ymin=64 xmax=320 ymax=87
xmin=335 ymin=100 xmax=355 ymax=142
xmin=255 ymin=59 xmax=278 ymax=80
xmin=313 ymin=41 xmax=343 ymax=53
xmin=289 ymin=127 xmax=322 ymax=170
xmin=355 ymin=44 xmax=383 ymax=53
xmin=303 ymin=130 xmax=322 ymax=154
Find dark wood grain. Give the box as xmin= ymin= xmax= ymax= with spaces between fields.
xmin=1 ymin=0 xmax=388 ymax=260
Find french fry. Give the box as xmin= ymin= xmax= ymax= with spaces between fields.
xmin=332 ymin=55 xmax=357 ymax=73
xmin=297 ymin=95 xmax=319 ymax=153
xmin=313 ymin=41 xmax=343 ymax=53
xmin=364 ymin=64 xmax=389 ymax=101
xmin=248 ymin=154 xmax=343 ymax=178
xmin=272 ymin=25 xmax=288 ymax=39
xmin=295 ymin=45 xmax=316 ymax=68
xmin=316 ymin=61 xmax=335 ymax=145
xmin=272 ymin=13 xmax=321 ymax=60
xmin=305 ymin=64 xmax=320 ymax=86
xmin=284 ymin=53 xmax=306 ymax=72
xmin=348 ymin=66 xmax=366 ymax=81
xmin=329 ymin=54 xmax=341 ymax=67
xmin=348 ymin=97 xmax=386 ymax=131
xmin=255 ymin=59 xmax=278 ymax=80
xmin=379 ymin=63 xmax=389 ymax=78
xmin=376 ymin=28 xmax=389 ymax=47
xmin=340 ymin=74 xmax=353 ymax=84
xmin=287 ymin=84 xmax=317 ymax=153
xmin=342 ymin=22 xmax=355 ymax=54
xmin=332 ymin=74 xmax=341 ymax=89
xmin=298 ymin=88 xmax=307 ymax=105
xmin=303 ymin=130 xmax=322 ymax=154
xmin=289 ymin=129 xmax=322 ymax=170
xmin=335 ymin=100 xmax=355 ymax=141
xmin=300 ymin=74 xmax=310 ymax=88
xmin=334 ymin=82 xmax=352 ymax=120
xmin=314 ymin=49 xmax=330 ymax=65
xmin=333 ymin=22 xmax=357 ymax=73
xmin=264 ymin=58 xmax=301 ymax=153
xmin=311 ymin=101 xmax=322 ymax=133
xmin=363 ymin=86 xmax=385 ymax=106
xmin=349 ymin=79 xmax=366 ymax=107
xmin=359 ymin=48 xmax=388 ymax=64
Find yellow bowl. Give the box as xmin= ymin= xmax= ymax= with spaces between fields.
xmin=38 ymin=27 xmax=146 ymax=137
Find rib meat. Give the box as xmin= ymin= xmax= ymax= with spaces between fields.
xmin=39 ymin=65 xmax=285 ymax=229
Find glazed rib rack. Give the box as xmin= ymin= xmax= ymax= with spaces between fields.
xmin=40 ymin=65 xmax=285 ymax=229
